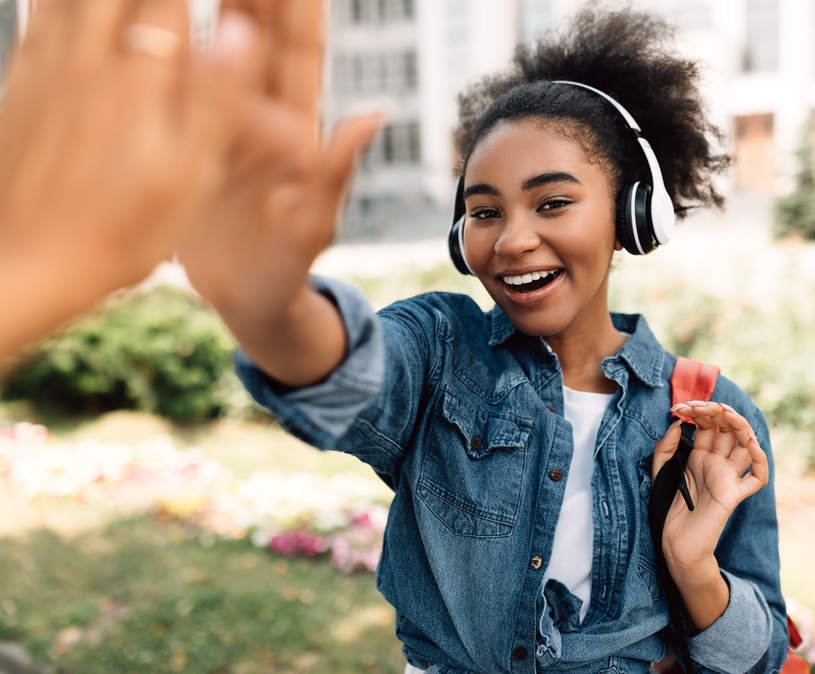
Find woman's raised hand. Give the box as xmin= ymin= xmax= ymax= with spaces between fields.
xmin=178 ymin=0 xmax=383 ymax=382
xmin=651 ymin=401 xmax=770 ymax=629
xmin=0 ymin=0 xmax=264 ymax=360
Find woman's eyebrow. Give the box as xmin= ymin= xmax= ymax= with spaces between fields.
xmin=522 ymin=172 xmax=582 ymax=191
xmin=462 ymin=183 xmax=501 ymax=199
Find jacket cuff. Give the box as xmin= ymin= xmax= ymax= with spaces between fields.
xmin=235 ymin=276 xmax=385 ymax=449
xmin=687 ymin=569 xmax=773 ymax=674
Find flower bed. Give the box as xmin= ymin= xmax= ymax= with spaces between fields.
xmin=0 ymin=422 xmax=391 ymax=574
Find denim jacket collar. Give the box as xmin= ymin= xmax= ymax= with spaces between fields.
xmin=487 ymin=306 xmax=665 ymax=389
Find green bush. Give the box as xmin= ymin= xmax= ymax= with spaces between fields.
xmin=775 ymin=117 xmax=815 ymax=240
xmin=1 ymin=286 xmax=254 ymax=422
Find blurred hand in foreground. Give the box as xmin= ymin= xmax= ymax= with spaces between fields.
xmin=178 ymin=0 xmax=383 ymax=385
xmin=0 ymin=0 xmax=263 ymax=362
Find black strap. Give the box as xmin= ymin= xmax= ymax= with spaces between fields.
xmin=648 ymin=422 xmax=696 ymax=674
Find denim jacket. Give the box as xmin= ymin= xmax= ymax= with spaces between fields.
xmin=236 ymin=278 xmax=787 ymax=674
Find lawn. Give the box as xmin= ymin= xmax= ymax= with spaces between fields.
xmin=0 ymin=516 xmax=404 ymax=674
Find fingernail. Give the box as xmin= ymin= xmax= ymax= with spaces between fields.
xmin=720 ymin=403 xmax=736 ymax=413
xmin=669 ymin=419 xmax=683 ymax=429
xmin=210 ymin=12 xmax=257 ymax=67
xmin=670 ymin=404 xmax=688 ymax=412
xmin=685 ymin=400 xmax=708 ymax=406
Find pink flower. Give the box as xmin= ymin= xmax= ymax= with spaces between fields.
xmin=269 ymin=530 xmax=328 ymax=558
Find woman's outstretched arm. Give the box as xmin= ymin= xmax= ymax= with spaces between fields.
xmin=178 ymin=0 xmax=382 ymax=387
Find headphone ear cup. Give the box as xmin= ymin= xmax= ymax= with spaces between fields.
xmin=617 ymin=182 xmax=657 ymax=256
xmin=448 ymin=215 xmax=472 ymax=275
xmin=617 ymin=183 xmax=640 ymax=255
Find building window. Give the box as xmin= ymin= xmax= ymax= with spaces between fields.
xmin=363 ymin=121 xmax=421 ymax=168
xmin=334 ymin=50 xmax=418 ymax=96
xmin=338 ymin=0 xmax=414 ymax=24
xmin=743 ymin=0 xmax=778 ymax=72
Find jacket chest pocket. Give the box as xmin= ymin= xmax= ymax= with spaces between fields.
xmin=417 ymin=389 xmax=533 ymax=538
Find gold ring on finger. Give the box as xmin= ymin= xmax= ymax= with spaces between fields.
xmin=122 ymin=24 xmax=182 ymax=60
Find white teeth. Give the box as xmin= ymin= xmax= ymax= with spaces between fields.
xmin=502 ymin=270 xmax=558 ymax=285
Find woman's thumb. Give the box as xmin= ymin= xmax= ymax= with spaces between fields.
xmin=652 ymin=419 xmax=683 ymax=481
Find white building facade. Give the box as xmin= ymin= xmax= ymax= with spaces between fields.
xmin=328 ymin=0 xmax=815 ymax=240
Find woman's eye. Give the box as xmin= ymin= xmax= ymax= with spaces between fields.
xmin=471 ymin=208 xmax=500 ymax=220
xmin=538 ymin=198 xmax=572 ymax=211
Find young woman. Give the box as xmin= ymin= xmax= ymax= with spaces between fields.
xmin=182 ymin=6 xmax=787 ymax=674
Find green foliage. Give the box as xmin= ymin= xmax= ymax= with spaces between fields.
xmin=610 ymin=279 xmax=815 ymax=468
xmin=0 ymin=517 xmax=404 ymax=673
xmin=775 ymin=118 xmax=815 ymax=240
xmin=1 ymin=286 xmax=256 ymax=423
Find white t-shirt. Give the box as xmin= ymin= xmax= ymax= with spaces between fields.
xmin=542 ymin=385 xmax=613 ymax=623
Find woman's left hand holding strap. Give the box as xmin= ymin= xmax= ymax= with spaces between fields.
xmin=652 ymin=402 xmax=770 ymax=632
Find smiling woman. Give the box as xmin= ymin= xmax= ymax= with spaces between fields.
xmin=191 ymin=5 xmax=787 ymax=674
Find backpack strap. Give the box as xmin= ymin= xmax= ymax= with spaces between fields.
xmin=650 ymin=357 xmax=720 ymax=674
xmin=670 ymin=356 xmax=720 ymax=424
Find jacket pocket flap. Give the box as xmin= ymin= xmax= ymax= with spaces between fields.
xmin=441 ymin=389 xmax=533 ymax=459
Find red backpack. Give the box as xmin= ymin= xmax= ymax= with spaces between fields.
xmin=651 ymin=357 xmax=808 ymax=674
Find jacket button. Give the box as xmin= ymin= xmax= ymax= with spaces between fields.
xmin=549 ymin=468 xmax=564 ymax=482
xmin=512 ymin=646 xmax=527 ymax=660
xmin=470 ymin=436 xmax=483 ymax=450
xmin=530 ymin=556 xmax=543 ymax=570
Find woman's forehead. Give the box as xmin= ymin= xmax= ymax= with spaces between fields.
xmin=464 ymin=119 xmax=605 ymax=189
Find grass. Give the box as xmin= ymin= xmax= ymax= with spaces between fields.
xmin=0 ymin=516 xmax=404 ymax=674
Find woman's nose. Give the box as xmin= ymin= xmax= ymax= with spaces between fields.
xmin=494 ymin=213 xmax=541 ymax=258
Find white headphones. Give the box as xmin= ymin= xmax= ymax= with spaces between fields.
xmin=448 ymin=80 xmax=676 ymax=275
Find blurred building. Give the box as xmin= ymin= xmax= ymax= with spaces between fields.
xmin=0 ymin=0 xmax=18 ymax=86
xmin=328 ymin=0 xmax=815 ymax=241
xmin=0 ymin=0 xmax=808 ymax=240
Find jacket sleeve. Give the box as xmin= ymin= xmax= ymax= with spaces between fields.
xmin=235 ymin=276 xmax=444 ymax=482
xmin=685 ymin=404 xmax=788 ymax=674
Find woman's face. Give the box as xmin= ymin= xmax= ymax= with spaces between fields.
xmin=462 ymin=119 xmax=620 ymax=339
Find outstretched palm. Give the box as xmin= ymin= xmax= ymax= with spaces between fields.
xmin=179 ymin=0 xmax=381 ymax=333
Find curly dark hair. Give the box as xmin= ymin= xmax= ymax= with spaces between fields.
xmin=454 ymin=6 xmax=730 ymax=218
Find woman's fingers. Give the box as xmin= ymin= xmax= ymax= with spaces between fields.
xmin=274 ymin=0 xmax=324 ymax=125
xmin=314 ymin=114 xmax=384 ymax=243
xmin=181 ymin=12 xmax=263 ymax=160
xmin=70 ymin=0 xmax=129 ymax=67
xmin=738 ymin=436 xmax=770 ymax=497
xmin=670 ymin=402 xmax=754 ymax=455
xmin=667 ymin=401 xmax=769 ymax=504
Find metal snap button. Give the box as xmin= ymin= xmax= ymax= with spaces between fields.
xmin=512 ymin=646 xmax=528 ymax=660
xmin=530 ymin=556 xmax=543 ymax=570
xmin=549 ymin=468 xmax=564 ymax=482
xmin=470 ymin=436 xmax=483 ymax=450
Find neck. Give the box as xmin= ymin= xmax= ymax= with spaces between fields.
xmin=545 ymin=279 xmax=626 ymax=394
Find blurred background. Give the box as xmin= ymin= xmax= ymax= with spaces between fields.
xmin=0 ymin=0 xmax=814 ymax=673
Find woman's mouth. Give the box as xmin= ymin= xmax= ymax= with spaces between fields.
xmin=501 ymin=269 xmax=563 ymax=293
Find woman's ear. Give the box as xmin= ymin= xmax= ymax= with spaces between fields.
xmin=614 ymin=239 xmax=624 ymax=252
